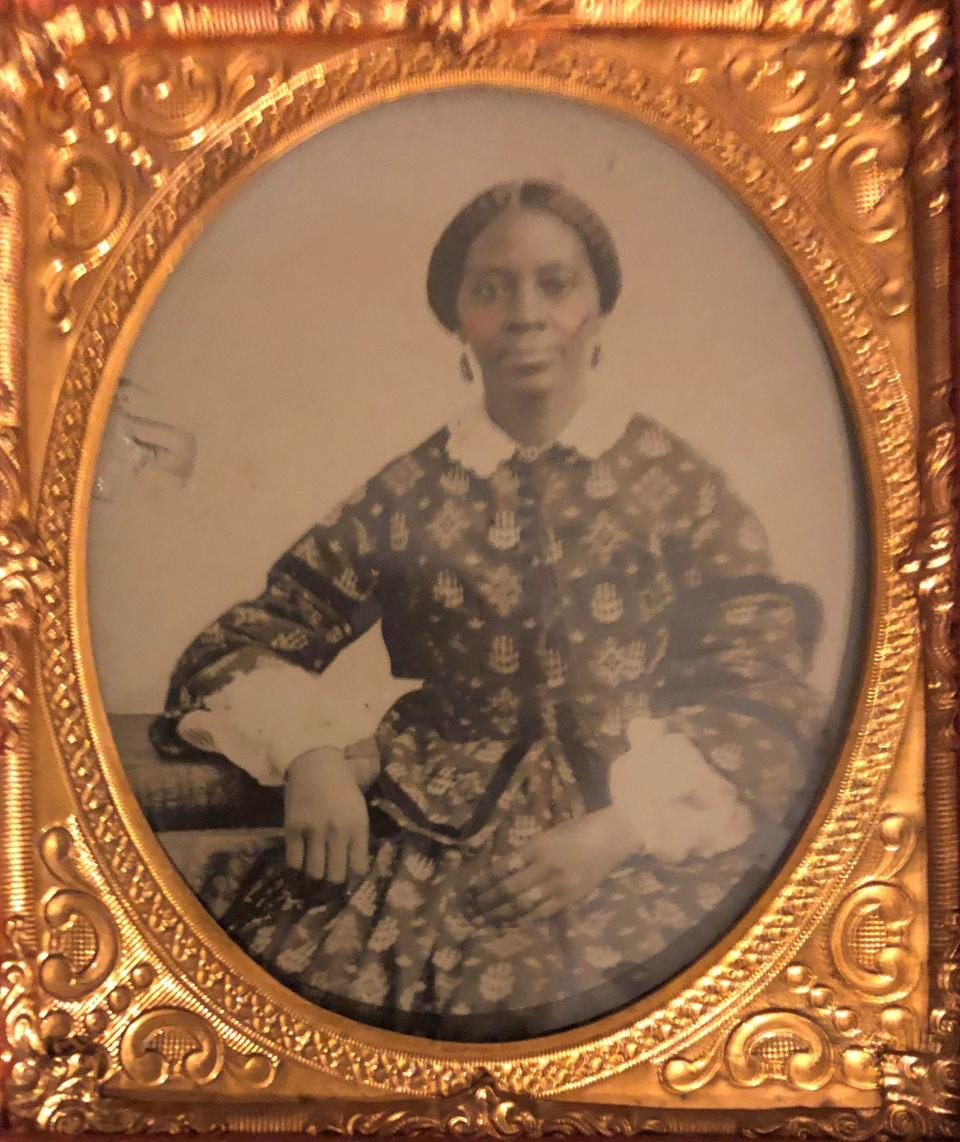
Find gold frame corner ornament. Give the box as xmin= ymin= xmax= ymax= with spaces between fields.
xmin=0 ymin=0 xmax=956 ymax=1135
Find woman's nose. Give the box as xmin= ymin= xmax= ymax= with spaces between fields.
xmin=505 ymin=282 xmax=546 ymax=329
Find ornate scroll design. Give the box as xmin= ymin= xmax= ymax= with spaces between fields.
xmin=758 ymin=0 xmax=857 ymax=34
xmin=872 ymin=813 xmax=920 ymax=883
xmin=0 ymin=15 xmax=56 ymax=1134
xmin=1 ymin=914 xmax=150 ymax=1133
xmin=417 ymin=0 xmax=524 ymax=49
xmin=3 ymin=822 xmax=272 ymax=1128
xmin=31 ymin=30 xmax=920 ymax=1105
xmin=575 ymin=0 xmax=858 ymax=34
xmin=726 ymin=1013 xmax=835 ymax=1089
xmin=829 ymin=884 xmax=918 ymax=1002
xmin=42 ymin=145 xmax=136 ymax=334
xmin=880 ymin=918 xmax=960 ymax=1141
xmin=823 ymin=812 xmax=921 ymax=1007
xmin=325 ymin=1081 xmax=655 ymax=1137
xmin=723 ymin=43 xmax=824 ymax=135
xmin=785 ymin=962 xmax=922 ymax=1052
xmin=1 ymin=0 xmax=881 ymax=62
xmin=37 ymin=46 xmax=287 ymax=331
xmin=773 ymin=811 xmax=922 ymax=1102
xmin=36 ymin=825 xmax=121 ymax=1000
xmin=112 ymin=47 xmax=288 ymax=160
xmin=0 ymin=0 xmax=951 ymax=1135
xmin=117 ymin=1006 xmax=277 ymax=1090
xmin=855 ymin=2 xmax=950 ymax=106
xmin=719 ymin=38 xmax=913 ymax=317
xmin=77 ymin=1072 xmax=883 ymax=1137
xmin=46 ymin=149 xmax=134 ymax=254
xmin=7 ymin=1041 xmax=148 ymax=1133
xmin=0 ymin=10 xmax=48 ymax=829
xmin=883 ymin=5 xmax=960 ymax=1139
xmin=897 ymin=0 xmax=955 ymax=977
xmin=662 ymin=1011 xmax=841 ymax=1094
xmin=825 ymin=132 xmax=909 ymax=246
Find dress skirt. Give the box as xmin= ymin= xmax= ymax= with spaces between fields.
xmin=197 ymin=733 xmax=772 ymax=1041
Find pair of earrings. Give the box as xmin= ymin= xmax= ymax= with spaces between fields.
xmin=459 ymin=343 xmax=603 ymax=383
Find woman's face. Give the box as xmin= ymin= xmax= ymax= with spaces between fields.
xmin=456 ymin=208 xmax=603 ymax=404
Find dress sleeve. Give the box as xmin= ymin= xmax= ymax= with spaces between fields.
xmin=149 ymin=491 xmax=383 ymax=784
xmin=611 ymin=451 xmax=827 ymax=862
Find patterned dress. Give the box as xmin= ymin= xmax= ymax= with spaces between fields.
xmin=151 ymin=409 xmax=827 ymax=1041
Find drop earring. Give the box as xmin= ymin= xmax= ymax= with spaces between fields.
xmin=591 ymin=343 xmax=603 ymax=369
xmin=460 ymin=350 xmax=474 ymax=384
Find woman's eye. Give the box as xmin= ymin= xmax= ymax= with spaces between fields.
xmin=541 ymin=275 xmax=573 ymax=298
xmin=471 ymin=281 xmax=499 ymax=304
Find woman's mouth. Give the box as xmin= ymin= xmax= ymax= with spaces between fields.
xmin=500 ymin=347 xmax=555 ymax=374
xmin=511 ymin=360 xmax=551 ymax=377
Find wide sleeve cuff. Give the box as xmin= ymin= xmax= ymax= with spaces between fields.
xmin=608 ymin=715 xmax=754 ymax=863
xmin=174 ymin=656 xmax=417 ymax=786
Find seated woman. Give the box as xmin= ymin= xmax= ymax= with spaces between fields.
xmin=151 ymin=180 xmax=827 ymax=1041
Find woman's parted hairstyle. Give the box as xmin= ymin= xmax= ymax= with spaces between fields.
xmin=426 ymin=180 xmax=622 ymax=332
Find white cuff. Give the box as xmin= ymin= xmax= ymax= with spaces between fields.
xmin=609 ymin=716 xmax=753 ymax=862
xmin=176 ymin=656 xmax=419 ymax=786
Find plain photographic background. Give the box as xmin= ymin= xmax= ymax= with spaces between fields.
xmin=87 ymin=87 xmax=864 ymax=736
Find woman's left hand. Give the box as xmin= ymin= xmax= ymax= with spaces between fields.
xmin=469 ymin=807 xmax=639 ymax=925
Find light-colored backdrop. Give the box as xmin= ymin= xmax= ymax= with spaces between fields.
xmin=87 ymin=88 xmax=863 ymax=730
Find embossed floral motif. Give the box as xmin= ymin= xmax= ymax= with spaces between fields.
xmin=293 ymin=533 xmax=324 ymax=568
xmin=488 ymin=634 xmax=520 ymax=674
xmin=543 ymin=647 xmax=566 ymax=687
xmin=382 ymin=455 xmax=425 ymax=496
xmin=368 ymin=916 xmax=401 ymax=952
xmin=479 ymin=962 xmax=515 ymax=1003
xmin=636 ymin=423 xmax=673 ymax=459
xmin=586 ymin=460 xmax=617 ymax=499
xmin=633 ymin=466 xmax=678 ymax=514
xmin=428 ymin=501 xmax=470 ymax=549
xmin=590 ymin=582 xmax=624 ymax=624
xmin=583 ymin=510 xmax=628 ymax=564
xmin=590 ymin=637 xmax=646 ymax=685
xmin=488 ymin=509 xmax=521 ymax=550
xmin=479 ymin=565 xmax=522 ymax=617
xmin=349 ymin=962 xmax=390 ymax=1005
xmin=390 ymin=510 xmax=410 ymax=551
xmin=433 ymin=569 xmax=464 ymax=608
xmin=333 ymin=567 xmax=364 ymax=600
xmin=269 ymin=629 xmax=310 ymax=652
xmin=440 ymin=465 xmax=471 ymax=496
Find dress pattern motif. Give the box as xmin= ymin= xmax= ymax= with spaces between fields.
xmin=151 ymin=413 xmax=827 ymax=1040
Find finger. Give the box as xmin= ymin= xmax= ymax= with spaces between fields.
xmin=285 ymin=829 xmax=305 ymax=872
xmin=469 ymin=845 xmax=533 ymax=894
xmin=470 ymin=850 xmax=536 ymax=900
xmin=522 ymin=895 xmax=565 ymax=924
xmin=344 ymin=735 xmax=378 ymax=761
xmin=476 ymin=861 xmax=549 ymax=915
xmin=485 ymin=872 xmax=558 ymax=924
xmin=303 ymin=828 xmax=327 ymax=881
xmin=474 ymin=861 xmax=547 ymax=913
xmin=326 ymin=829 xmax=349 ymax=885
xmin=487 ymin=889 xmax=555 ymax=926
xmin=468 ymin=865 xmax=498 ymax=896
xmin=347 ymin=819 xmax=370 ymax=878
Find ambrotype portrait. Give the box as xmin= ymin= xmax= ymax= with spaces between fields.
xmin=88 ymin=90 xmax=864 ymax=1043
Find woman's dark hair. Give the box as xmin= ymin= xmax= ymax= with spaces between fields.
xmin=427 ymin=181 xmax=622 ymax=332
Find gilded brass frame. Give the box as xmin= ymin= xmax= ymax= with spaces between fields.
xmin=0 ymin=1 xmax=955 ymax=1135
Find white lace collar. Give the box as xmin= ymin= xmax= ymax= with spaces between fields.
xmin=445 ymin=383 xmax=636 ymax=478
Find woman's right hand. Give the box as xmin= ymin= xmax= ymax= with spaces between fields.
xmin=284 ymin=747 xmax=370 ymax=883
